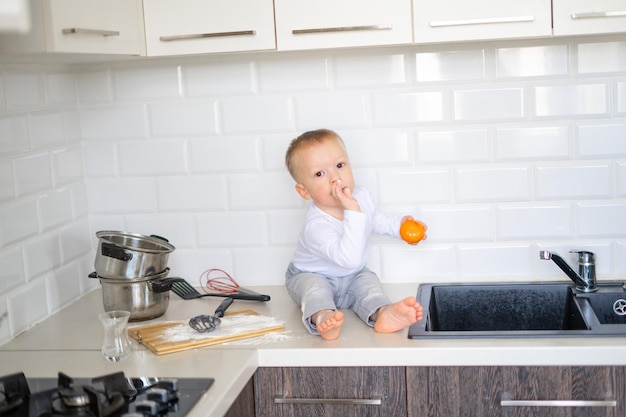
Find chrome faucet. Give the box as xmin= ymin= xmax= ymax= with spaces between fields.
xmin=539 ymin=250 xmax=597 ymax=292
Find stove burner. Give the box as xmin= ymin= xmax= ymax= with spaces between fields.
xmin=0 ymin=372 xmax=213 ymax=417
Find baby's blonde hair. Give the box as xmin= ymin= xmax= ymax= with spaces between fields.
xmin=285 ymin=129 xmax=344 ymax=180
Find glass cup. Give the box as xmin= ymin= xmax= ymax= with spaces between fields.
xmin=98 ymin=310 xmax=132 ymax=362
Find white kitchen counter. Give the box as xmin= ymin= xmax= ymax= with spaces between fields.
xmin=2 ymin=284 xmax=626 ymax=417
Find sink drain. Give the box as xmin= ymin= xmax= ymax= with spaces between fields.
xmin=613 ymin=299 xmax=626 ymax=316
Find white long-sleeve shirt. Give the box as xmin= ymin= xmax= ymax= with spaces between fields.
xmin=290 ymin=186 xmax=402 ymax=277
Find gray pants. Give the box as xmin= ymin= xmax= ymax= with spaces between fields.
xmin=285 ymin=263 xmax=391 ymax=335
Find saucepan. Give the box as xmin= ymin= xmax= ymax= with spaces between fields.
xmin=94 ymin=231 xmax=175 ymax=279
xmin=90 ymin=269 xmax=183 ymax=322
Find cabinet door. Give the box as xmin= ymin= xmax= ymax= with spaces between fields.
xmin=143 ymin=0 xmax=275 ymax=56
xmin=255 ymin=366 xmax=407 ymax=417
xmin=553 ymin=0 xmax=626 ymax=37
xmin=274 ymin=0 xmax=413 ymax=51
xmin=407 ymin=366 xmax=625 ymax=417
xmin=0 ymin=0 xmax=145 ymax=55
xmin=413 ymin=0 xmax=552 ymax=43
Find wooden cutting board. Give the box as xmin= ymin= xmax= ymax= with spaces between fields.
xmin=128 ymin=309 xmax=285 ymax=355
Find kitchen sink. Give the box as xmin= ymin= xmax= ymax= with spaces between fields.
xmin=408 ymin=281 xmax=626 ymax=339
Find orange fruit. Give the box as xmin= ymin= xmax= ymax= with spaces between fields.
xmin=400 ymin=220 xmax=425 ymax=244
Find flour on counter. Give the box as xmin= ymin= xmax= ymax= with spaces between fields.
xmin=155 ymin=314 xmax=285 ymax=343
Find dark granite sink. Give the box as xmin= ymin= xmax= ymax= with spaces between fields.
xmin=408 ymin=281 xmax=626 ymax=339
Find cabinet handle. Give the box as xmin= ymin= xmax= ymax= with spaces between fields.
xmin=430 ymin=16 xmax=534 ymax=27
xmin=571 ymin=10 xmax=626 ymax=20
xmin=160 ymin=30 xmax=256 ymax=42
xmin=292 ymin=24 xmax=392 ymax=35
xmin=274 ymin=396 xmax=382 ymax=405
xmin=62 ymin=28 xmax=120 ymax=37
xmin=501 ymin=400 xmax=617 ymax=407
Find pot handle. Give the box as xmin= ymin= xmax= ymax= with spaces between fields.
xmin=101 ymin=242 xmax=133 ymax=261
xmin=150 ymin=277 xmax=185 ymax=293
xmin=88 ymin=272 xmax=98 ymax=279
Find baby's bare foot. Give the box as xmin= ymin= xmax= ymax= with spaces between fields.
xmin=313 ymin=310 xmax=344 ymax=340
xmin=373 ymin=297 xmax=423 ymax=333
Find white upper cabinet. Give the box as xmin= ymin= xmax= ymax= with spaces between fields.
xmin=413 ymin=0 xmax=552 ymax=43
xmin=143 ymin=0 xmax=276 ymax=56
xmin=274 ymin=0 xmax=413 ymax=51
xmin=553 ymin=0 xmax=626 ymax=36
xmin=0 ymin=0 xmax=145 ymax=55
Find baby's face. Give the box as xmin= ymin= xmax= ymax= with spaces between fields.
xmin=293 ymin=137 xmax=355 ymax=212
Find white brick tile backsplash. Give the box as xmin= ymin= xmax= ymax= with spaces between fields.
xmin=149 ymin=100 xmax=218 ymax=137
xmin=496 ymin=125 xmax=570 ymax=161
xmin=457 ymin=244 xmax=533 ymax=279
xmin=76 ymin=69 xmax=112 ymax=103
xmin=230 ymin=173 xmax=301 ymax=210
xmin=0 ymin=161 xmax=13 ymax=201
xmin=578 ymin=41 xmax=626 ymax=74
xmin=24 ymin=232 xmax=61 ymax=278
xmin=259 ymin=55 xmax=329 ymax=92
xmin=44 ymin=71 xmax=76 ymax=105
xmin=183 ymin=59 xmax=255 ymax=97
xmin=196 ymin=212 xmax=267 ymax=247
xmin=0 ymin=246 xmax=24 ymax=294
xmin=80 ymin=106 xmax=148 ymax=140
xmin=335 ymin=53 xmax=406 ymax=87
xmin=421 ymin=207 xmax=492 ymax=242
xmin=296 ymin=92 xmax=368 ymax=129
xmin=496 ymin=204 xmax=572 ymax=240
xmin=617 ymin=81 xmax=626 ymax=113
xmin=52 ymin=146 xmax=84 ymax=185
xmin=221 ymin=96 xmax=292 ymax=133
xmin=29 ymin=111 xmax=66 ymax=149
xmin=86 ymin=178 xmax=157 ymax=213
xmin=496 ymin=44 xmax=568 ymax=78
xmin=577 ymin=121 xmax=626 ymax=158
xmin=616 ymin=162 xmax=626 ymax=197
xmin=417 ymin=129 xmax=489 ymax=163
xmin=373 ymin=90 xmax=444 ymax=125
xmin=8 ymin=278 xmax=48 ymax=334
xmin=3 ymin=36 xmax=626 ymax=340
xmin=82 ymin=143 xmax=117 ymax=177
xmin=343 ymin=130 xmax=412 ymax=167
xmin=189 ymin=136 xmax=261 ymax=173
xmin=0 ymin=115 xmax=29 ymax=157
xmin=378 ymin=169 xmax=453 ymax=204
xmin=455 ymin=166 xmax=531 ymax=202
xmin=47 ymin=262 xmax=82 ymax=311
xmin=157 ymin=176 xmax=228 ymax=211
xmin=534 ymin=83 xmax=607 ymax=117
xmin=535 ymin=163 xmax=611 ymax=199
xmin=381 ymin=244 xmax=456 ymax=282
xmin=3 ymin=70 xmax=43 ymax=110
xmin=118 ymin=140 xmax=187 ymax=176
xmin=113 ymin=65 xmax=182 ymax=101
xmin=416 ymin=49 xmax=485 ymax=82
xmin=39 ymin=188 xmax=73 ymax=231
xmin=454 ymin=88 xmax=524 ymax=121
xmin=578 ymin=202 xmax=626 ymax=237
xmin=14 ymin=153 xmax=52 ymax=196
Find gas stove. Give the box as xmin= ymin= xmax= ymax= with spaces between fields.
xmin=0 ymin=372 xmax=214 ymax=417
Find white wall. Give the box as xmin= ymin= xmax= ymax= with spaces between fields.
xmin=1 ymin=35 xmax=626 ymax=343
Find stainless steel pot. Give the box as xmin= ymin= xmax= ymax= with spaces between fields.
xmin=89 ymin=269 xmax=183 ymax=322
xmin=94 ymin=231 xmax=175 ymax=279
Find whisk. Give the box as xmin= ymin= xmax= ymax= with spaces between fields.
xmin=199 ymin=268 xmax=240 ymax=294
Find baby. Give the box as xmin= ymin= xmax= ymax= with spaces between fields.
xmin=284 ymin=128 xmax=425 ymax=340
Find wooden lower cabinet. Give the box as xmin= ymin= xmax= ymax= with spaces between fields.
xmin=226 ymin=366 xmax=625 ymax=417
xmin=253 ymin=366 xmax=406 ymax=417
xmin=407 ymin=366 xmax=625 ymax=417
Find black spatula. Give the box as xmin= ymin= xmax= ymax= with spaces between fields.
xmin=171 ymin=279 xmax=270 ymax=302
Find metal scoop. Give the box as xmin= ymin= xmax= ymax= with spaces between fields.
xmin=189 ymin=297 xmax=234 ymax=333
